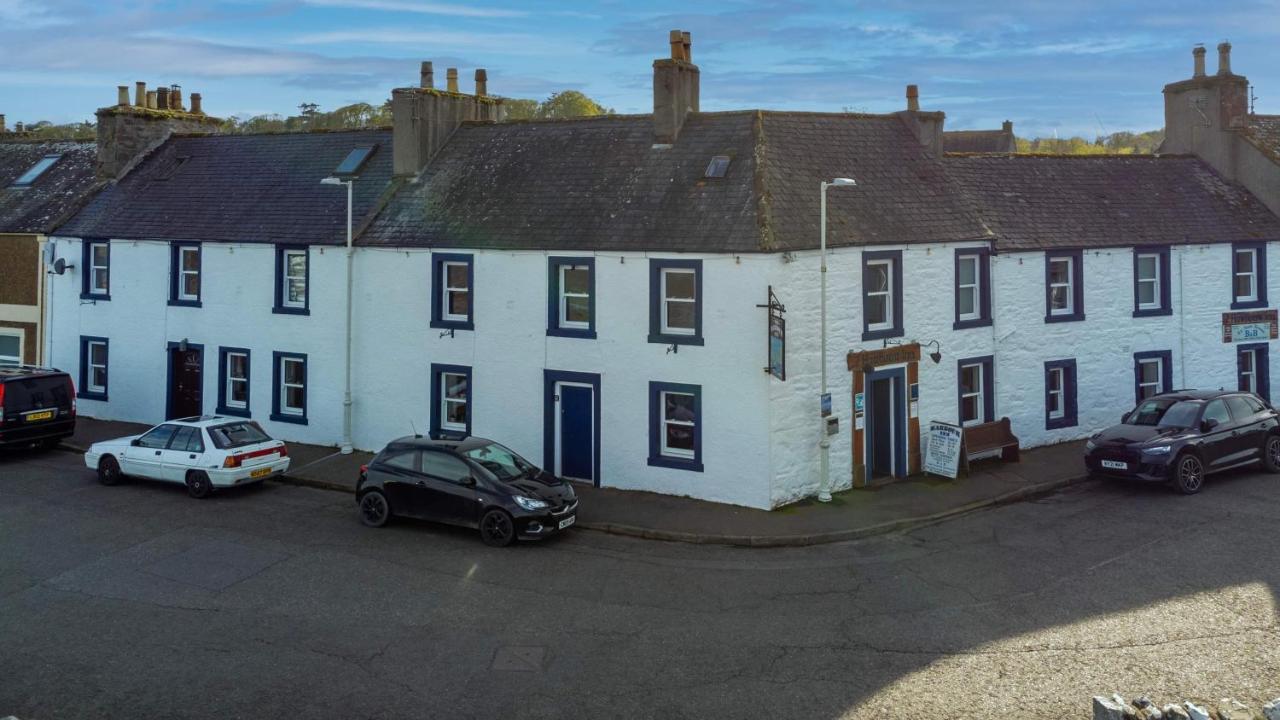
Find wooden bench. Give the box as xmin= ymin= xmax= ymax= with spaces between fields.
xmin=963 ymin=417 xmax=1020 ymax=463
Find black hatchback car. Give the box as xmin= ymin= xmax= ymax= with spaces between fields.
xmin=355 ymin=435 xmax=578 ymax=546
xmin=1083 ymin=390 xmax=1280 ymax=494
xmin=0 ymin=366 xmax=76 ymax=450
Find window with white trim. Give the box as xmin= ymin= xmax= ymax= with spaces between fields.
xmin=440 ymin=371 xmax=469 ymax=432
xmin=1240 ymin=349 xmax=1257 ymax=394
xmin=279 ymin=356 xmax=305 ymax=417
xmin=86 ymin=340 xmax=108 ymax=394
xmin=1137 ymin=357 xmax=1164 ymax=400
xmin=1135 ymin=252 xmax=1160 ymax=310
xmin=1235 ymin=247 xmax=1258 ymax=303
xmin=171 ymin=244 xmax=201 ymax=304
xmin=225 ymin=352 xmax=249 ymax=410
xmin=956 ymin=254 xmax=979 ymax=322
xmin=281 ymin=249 xmax=307 ymax=309
xmin=442 ymin=261 xmax=470 ymax=322
xmin=89 ymin=242 xmax=110 ymax=295
xmin=0 ymin=330 xmax=21 ymax=366
xmin=1047 ymin=366 xmax=1065 ymax=420
xmin=660 ymin=268 xmax=697 ymax=335
xmin=1048 ymin=256 xmax=1073 ymax=316
xmin=660 ymin=390 xmax=697 ymax=459
xmin=865 ymin=259 xmax=893 ymax=330
xmin=559 ymin=264 xmax=591 ymax=329
xmin=959 ymin=362 xmax=984 ymax=426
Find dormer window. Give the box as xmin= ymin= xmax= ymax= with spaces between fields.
xmin=11 ymin=154 xmax=61 ymax=188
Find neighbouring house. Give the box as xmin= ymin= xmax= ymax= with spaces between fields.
xmin=41 ymin=34 xmax=1280 ymax=509
xmin=944 ymin=121 xmax=1017 ymax=154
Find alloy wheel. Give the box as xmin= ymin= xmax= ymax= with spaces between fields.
xmin=1268 ymin=437 xmax=1280 ymax=469
xmin=360 ymin=492 xmax=389 ymax=527
xmin=1177 ymin=455 xmax=1203 ymax=494
xmin=480 ymin=510 xmax=515 ymax=547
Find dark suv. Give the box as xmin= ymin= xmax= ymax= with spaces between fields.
xmin=356 ymin=435 xmax=578 ymax=547
xmin=1083 ymin=390 xmax=1280 ymax=494
xmin=0 ymin=366 xmax=77 ymax=450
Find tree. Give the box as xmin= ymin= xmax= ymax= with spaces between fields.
xmin=504 ymin=90 xmax=613 ymax=121
xmin=1014 ymin=129 xmax=1165 ymax=155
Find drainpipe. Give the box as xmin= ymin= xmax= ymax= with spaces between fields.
xmin=342 ymin=179 xmax=354 ymax=454
xmin=1178 ymin=247 xmax=1187 ymax=388
xmin=816 ymin=178 xmax=856 ymax=503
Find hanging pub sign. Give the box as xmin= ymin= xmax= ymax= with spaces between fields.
xmin=759 ymin=286 xmax=786 ymax=381
xmin=1222 ymin=309 xmax=1279 ymax=343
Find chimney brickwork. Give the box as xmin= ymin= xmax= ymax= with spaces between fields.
xmin=896 ymin=84 xmax=945 ymax=157
xmin=95 ymin=82 xmax=221 ymax=179
xmin=653 ymin=29 xmax=700 ymax=145
xmin=391 ymin=63 xmax=505 ymax=177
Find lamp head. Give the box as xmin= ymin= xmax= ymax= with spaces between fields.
xmin=319 ymin=177 xmax=343 ymax=186
xmin=832 ymin=177 xmax=856 ymax=186
xmin=929 ymin=351 xmax=942 ymax=364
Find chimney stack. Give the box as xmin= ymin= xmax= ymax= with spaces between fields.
xmin=156 ymin=86 xmax=170 ymax=111
xmin=15 ymin=122 xmax=24 ymax=133
xmin=135 ymin=81 xmax=146 ymax=107
xmin=653 ymin=29 xmax=700 ymax=145
xmin=1002 ymin=119 xmax=1013 ymax=133
xmin=896 ymin=83 xmax=944 ymax=157
xmin=96 ymin=81 xmax=222 ymax=179
xmin=906 ymin=84 xmax=920 ymax=112
xmin=1217 ymin=41 xmax=1232 ymax=75
xmin=190 ymin=93 xmax=203 ymax=115
xmin=446 ymin=68 xmax=459 ymax=93
xmin=146 ymin=91 xmax=158 ymax=109
xmin=420 ymin=61 xmax=434 ymax=89
xmin=1193 ymin=45 xmax=1207 ymax=77
xmin=475 ymin=69 xmax=487 ymax=97
xmin=392 ymin=60 xmax=505 ymax=176
xmin=170 ymin=85 xmax=184 ymax=112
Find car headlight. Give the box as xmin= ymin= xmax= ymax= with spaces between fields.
xmin=513 ymin=495 xmax=549 ymax=511
xmin=1085 ymin=438 xmax=1096 ymax=450
xmin=1143 ymin=444 xmax=1172 ymax=455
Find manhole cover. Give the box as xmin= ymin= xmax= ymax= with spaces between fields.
xmin=491 ymin=646 xmax=546 ymax=672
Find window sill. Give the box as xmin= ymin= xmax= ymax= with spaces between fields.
xmin=1046 ymin=416 xmax=1078 ymax=430
xmin=1231 ymin=299 xmax=1268 ymax=310
xmin=547 ymin=327 xmax=597 ymax=339
xmin=1132 ymin=307 xmax=1172 ymax=318
xmin=270 ymin=412 xmax=308 ymax=425
xmin=216 ymin=406 xmax=252 ymax=418
xmin=79 ymin=293 xmax=111 ymax=302
xmin=861 ymin=326 xmax=903 ymax=342
xmin=1044 ymin=312 xmax=1085 ymax=323
xmin=168 ymin=299 xmax=202 ymax=308
xmin=272 ymin=306 xmax=310 ymax=316
xmin=952 ymin=317 xmax=991 ymax=331
xmin=79 ymin=391 xmax=108 ymax=402
xmin=430 ymin=319 xmax=474 ymax=331
xmin=647 ymin=454 xmax=704 ymax=472
xmin=648 ymin=333 xmax=703 ymax=346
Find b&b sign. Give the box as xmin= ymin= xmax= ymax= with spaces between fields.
xmin=1222 ymin=309 xmax=1278 ymax=343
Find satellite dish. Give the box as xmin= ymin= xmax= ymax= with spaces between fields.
xmin=53 ymin=258 xmax=68 ymax=275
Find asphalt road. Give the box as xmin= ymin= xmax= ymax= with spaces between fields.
xmin=1 ymin=449 xmax=1277 ymax=720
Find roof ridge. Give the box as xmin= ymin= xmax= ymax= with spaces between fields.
xmin=169 ymin=126 xmax=392 ymax=139
xmin=945 ymin=152 xmax=1185 ymax=159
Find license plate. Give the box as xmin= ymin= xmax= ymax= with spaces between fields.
xmin=1101 ymin=460 xmax=1128 ymax=470
xmin=250 ymin=467 xmax=272 ymax=478
xmin=24 ymin=410 xmax=54 ymax=422
xmin=558 ymin=516 xmax=576 ymax=530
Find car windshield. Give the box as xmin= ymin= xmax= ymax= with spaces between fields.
xmin=208 ymin=421 xmax=271 ymax=450
xmin=1124 ymin=398 xmax=1174 ymax=426
xmin=463 ymin=442 xmax=536 ymax=481
xmin=1156 ymin=401 xmax=1201 ymax=428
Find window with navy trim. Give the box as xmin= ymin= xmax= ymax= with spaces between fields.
xmin=169 ymin=242 xmax=202 ymax=307
xmin=274 ymin=246 xmax=309 ymax=315
xmin=862 ymin=250 xmax=904 ymax=340
xmin=1133 ymin=350 xmax=1172 ymax=404
xmin=81 ymin=240 xmax=110 ymax=300
xmin=430 ymin=363 xmax=472 ymax=438
xmin=431 ymin=253 xmax=474 ymax=330
xmin=1132 ymin=246 xmax=1172 ymax=317
xmin=79 ymin=336 xmax=109 ymax=401
xmin=648 ymin=381 xmax=703 ymax=472
xmin=648 ymin=259 xmax=703 ymax=345
xmin=957 ymin=355 xmax=994 ymax=426
xmin=217 ymin=347 xmax=251 ymax=417
xmin=1231 ymin=242 xmax=1268 ymax=309
xmin=547 ymin=257 xmax=595 ymax=338
xmin=1044 ymin=359 xmax=1078 ymax=430
xmin=271 ymin=351 xmax=307 ymax=424
xmin=1238 ymin=343 xmax=1270 ymax=401
xmin=1045 ymin=249 xmax=1084 ymax=322
xmin=953 ymin=248 xmax=991 ymax=329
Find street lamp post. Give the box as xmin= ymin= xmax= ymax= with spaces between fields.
xmin=818 ymin=177 xmax=856 ymax=503
xmin=321 ymin=176 xmax=355 ymax=455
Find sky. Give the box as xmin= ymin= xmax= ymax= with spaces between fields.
xmin=1 ymin=0 xmax=1277 ymax=138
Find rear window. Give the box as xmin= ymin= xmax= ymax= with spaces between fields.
xmin=208 ymin=421 xmax=271 ymax=450
xmin=2 ymin=375 xmax=71 ymax=412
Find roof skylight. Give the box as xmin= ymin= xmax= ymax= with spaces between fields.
xmin=705 ymin=155 xmax=730 ymax=178
xmin=334 ymin=146 xmax=377 ymax=177
xmin=11 ymin=154 xmax=62 ymax=188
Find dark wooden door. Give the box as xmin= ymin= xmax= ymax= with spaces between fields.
xmin=169 ymin=348 xmax=203 ymax=419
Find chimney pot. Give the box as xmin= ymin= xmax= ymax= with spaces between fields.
xmin=117 ymin=85 xmax=130 ymax=106
xmin=156 ymin=86 xmax=170 ymax=111
xmin=682 ymin=31 xmax=692 ymax=62
xmin=1217 ymin=41 xmax=1232 ymax=75
xmin=669 ymin=29 xmax=683 ymax=60
xmin=906 ymin=84 xmax=920 ymax=112
xmin=446 ymin=67 xmax=458 ymax=93
xmin=146 ymin=90 xmax=157 ymax=110
xmin=1002 ymin=119 xmax=1013 ymax=133
xmin=15 ymin=121 xmax=24 ymax=133
xmin=1192 ymin=45 xmax=1207 ymax=77
xmin=135 ymin=81 xmax=147 ymax=107
xmin=420 ymin=61 xmax=434 ymax=89
xmin=0 ymin=114 xmax=5 ymax=133
xmin=190 ymin=92 xmax=203 ymax=115
xmin=474 ymin=68 xmax=488 ymax=97
xmin=170 ymin=86 xmax=184 ymax=112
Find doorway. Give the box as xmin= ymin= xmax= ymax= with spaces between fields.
xmin=167 ymin=343 xmax=204 ymax=420
xmin=865 ymin=367 xmax=907 ymax=480
xmin=544 ymin=370 xmax=601 ymax=486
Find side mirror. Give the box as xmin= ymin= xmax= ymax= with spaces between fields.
xmin=1200 ymin=418 xmax=1219 ymax=433
xmin=130 ymin=439 xmax=141 ymax=447
xmin=460 ymin=475 xmax=476 ymax=487
xmin=1121 ymin=413 xmax=1129 ymax=424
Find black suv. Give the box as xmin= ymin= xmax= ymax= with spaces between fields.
xmin=0 ymin=366 xmax=77 ymax=450
xmin=355 ymin=435 xmax=578 ymax=547
xmin=1083 ymin=390 xmax=1280 ymax=494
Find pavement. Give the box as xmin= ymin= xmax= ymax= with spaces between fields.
xmin=1 ymin=448 xmax=1276 ymax=719
xmin=65 ymin=416 xmax=1090 ymax=546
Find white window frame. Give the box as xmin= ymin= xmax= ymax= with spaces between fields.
xmin=177 ymin=245 xmax=201 ymax=302
xmin=959 ymin=362 xmax=984 ymax=427
xmin=281 ymin=249 xmax=307 ymax=309
xmin=0 ymin=329 xmax=22 ymax=366
xmin=279 ymin=356 xmax=305 ymax=416
xmin=1136 ymin=252 xmax=1161 ymax=310
xmin=89 ymin=241 xmax=110 ymax=295
xmin=1048 ymin=256 xmax=1074 ymax=316
xmin=660 ymin=268 xmax=697 ymax=336
xmin=957 ymin=254 xmax=980 ymax=322
xmin=87 ymin=340 xmax=108 ymax=394
xmin=1235 ymin=248 xmax=1258 ymax=303
xmin=442 ymin=261 xmax=470 ymax=323
xmin=225 ymin=352 xmax=249 ymax=410
xmin=1047 ymin=366 xmax=1065 ymax=419
xmin=1241 ymin=350 xmax=1257 ymax=394
xmin=440 ymin=371 xmax=468 ymax=432
xmin=559 ymin=264 xmax=590 ymax=330
xmin=660 ymin=390 xmax=697 ymax=459
xmin=866 ymin=259 xmax=894 ymax=331
xmin=1137 ymin=358 xmax=1164 ymax=400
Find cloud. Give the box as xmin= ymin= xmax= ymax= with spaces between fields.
xmin=288 ymin=28 xmax=555 ymax=53
xmin=300 ymin=0 xmax=526 ymax=18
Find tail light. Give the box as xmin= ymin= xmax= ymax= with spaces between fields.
xmin=0 ymin=382 xmax=5 ymax=418
xmin=65 ymin=376 xmax=76 ymax=416
xmin=278 ymin=443 xmax=289 ymax=457
xmin=223 ymin=455 xmax=242 ymax=468
xmin=358 ymin=464 xmax=368 ymax=482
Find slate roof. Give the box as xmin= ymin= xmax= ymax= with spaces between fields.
xmin=59 ymin=129 xmax=393 ymax=245
xmin=946 ymin=154 xmax=1280 ymax=251
xmin=360 ymin=111 xmax=990 ymax=252
xmin=1244 ymin=115 xmax=1280 ymax=160
xmin=944 ymin=129 xmax=1016 ymax=154
xmin=0 ymin=140 xmax=100 ymax=234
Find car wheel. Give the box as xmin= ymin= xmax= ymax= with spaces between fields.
xmin=479 ymin=509 xmax=516 ymax=548
xmin=186 ymin=471 xmax=213 ymax=499
xmin=98 ymin=455 xmax=122 ymax=486
xmin=1264 ymin=435 xmax=1280 ymax=473
xmin=358 ymin=490 xmax=391 ymax=528
xmin=1174 ymin=453 xmax=1204 ymax=495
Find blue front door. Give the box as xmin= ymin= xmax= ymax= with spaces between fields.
xmin=559 ymin=384 xmax=594 ymax=482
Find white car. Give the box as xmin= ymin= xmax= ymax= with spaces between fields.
xmin=85 ymin=416 xmax=291 ymax=498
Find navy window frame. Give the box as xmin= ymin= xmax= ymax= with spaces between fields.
xmin=1230 ymin=242 xmax=1268 ymax=310
xmin=1132 ymin=246 xmax=1172 ymax=317
xmin=1045 ymin=249 xmax=1085 ymax=323
xmin=1132 ymin=350 xmax=1173 ymax=405
xmin=648 ymin=381 xmax=703 ymax=472
xmin=78 ymin=335 xmax=109 ymax=401
xmin=547 ymin=256 xmax=596 ymax=339
xmin=271 ymin=351 xmax=308 ymax=425
xmin=168 ymin=241 xmax=202 ymax=308
xmin=216 ymin=346 xmax=252 ymax=418
xmin=430 ymin=253 xmax=474 ymax=331
xmin=956 ymin=355 xmax=994 ymax=425
xmin=648 ymin=259 xmax=704 ymax=346
xmin=1238 ymin=342 xmax=1270 ymax=402
xmin=953 ymin=247 xmax=992 ymax=330
xmin=862 ymin=249 xmax=904 ymax=341
xmin=430 ymin=363 xmax=472 ymax=439
xmin=1044 ymin=359 xmax=1078 ymax=430
xmin=80 ymin=239 xmax=111 ymax=301
xmin=273 ymin=245 xmax=310 ymax=315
